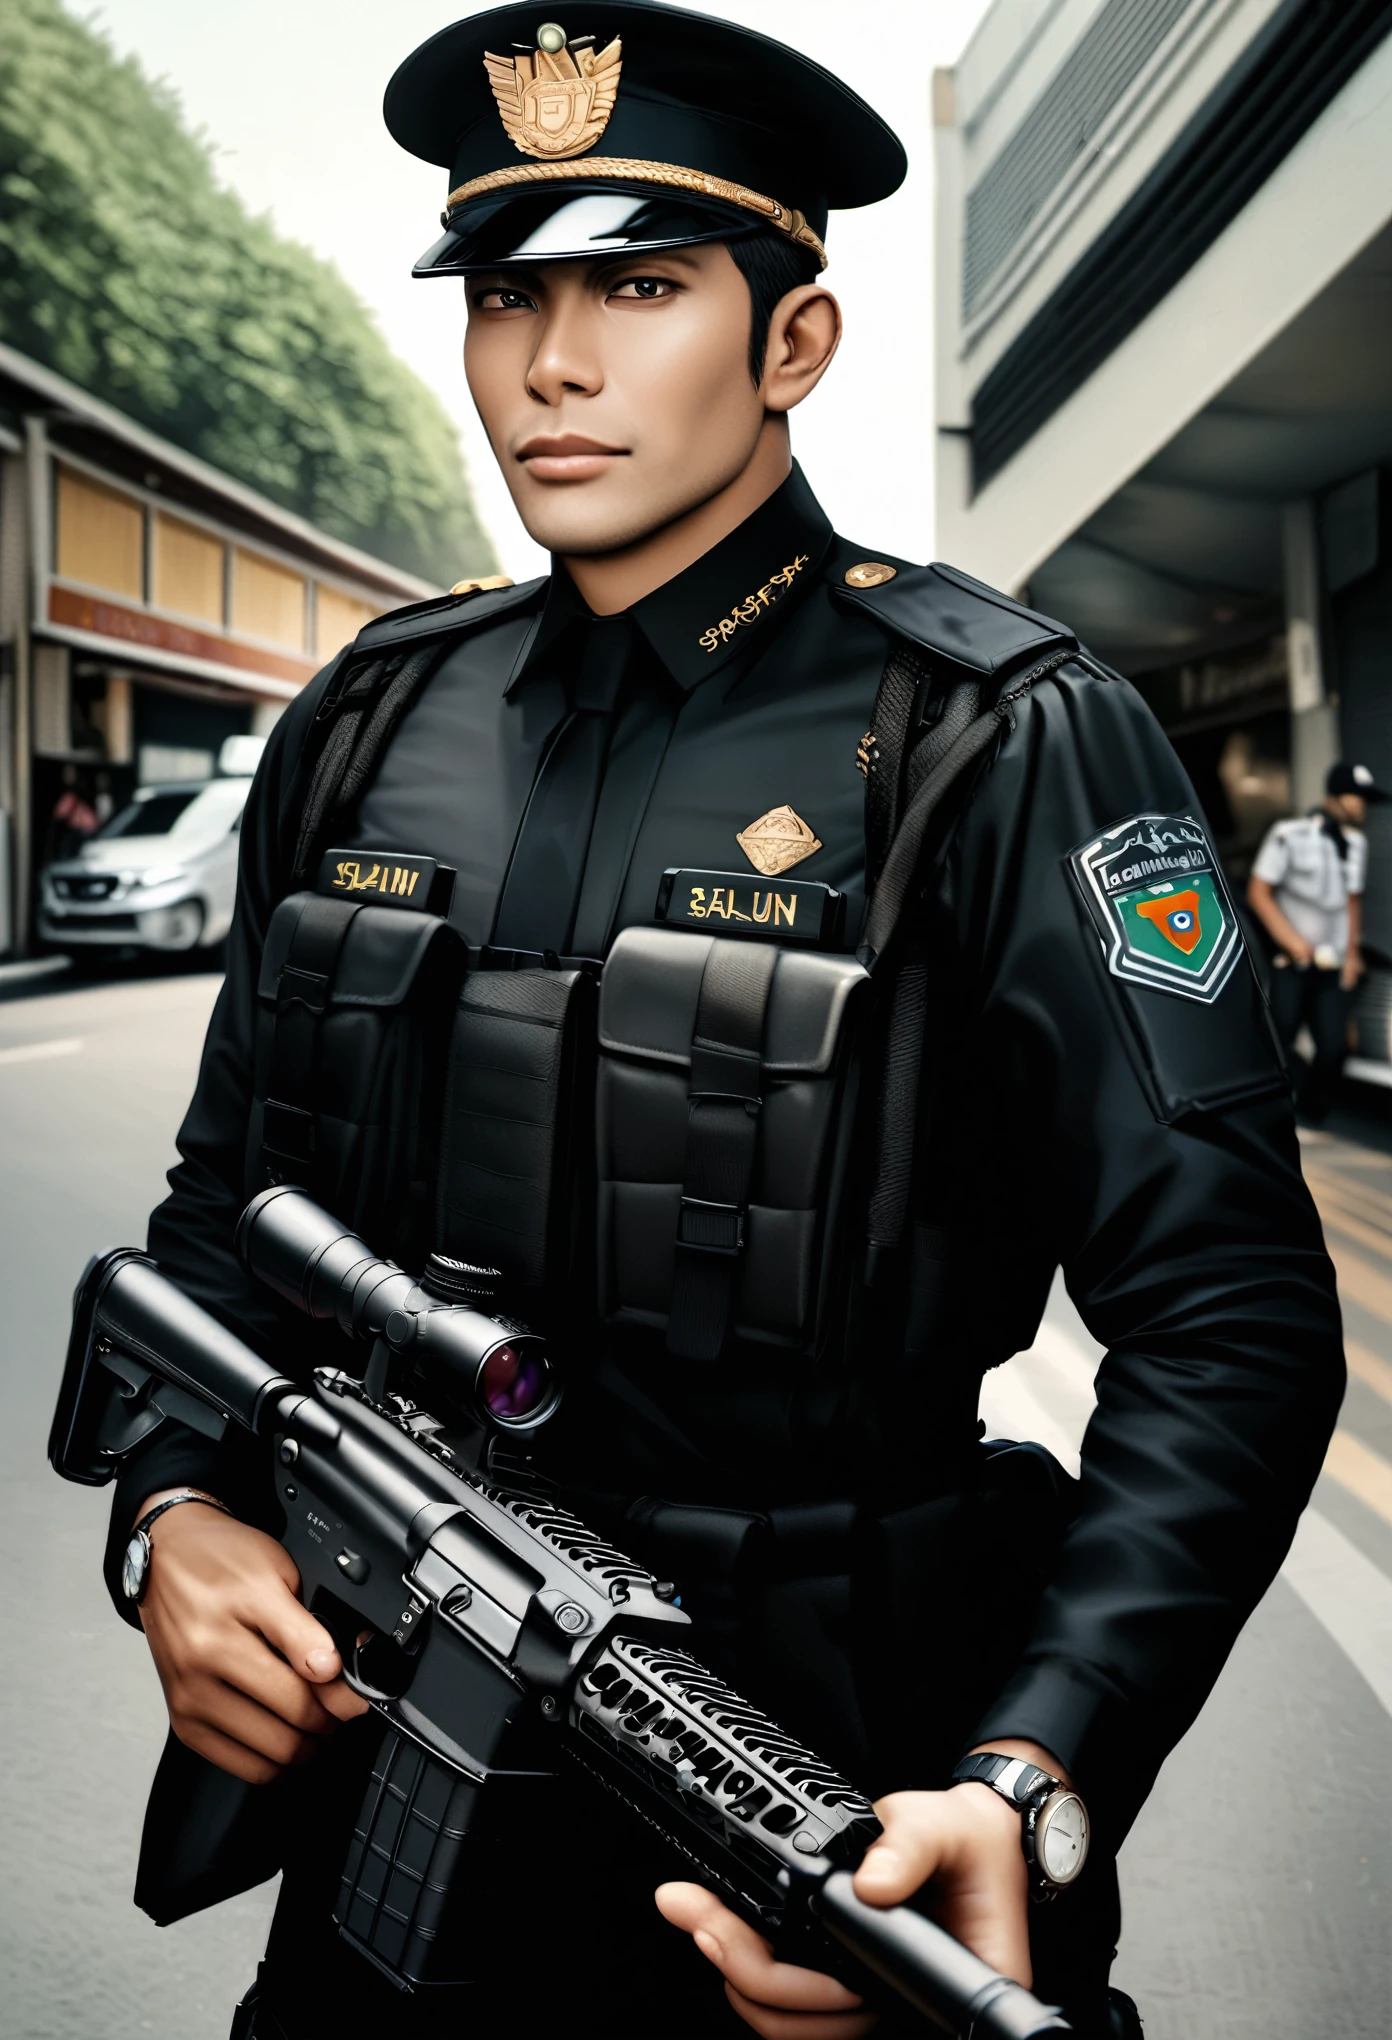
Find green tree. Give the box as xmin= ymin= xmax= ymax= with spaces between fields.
xmin=0 ymin=0 xmax=494 ymax=585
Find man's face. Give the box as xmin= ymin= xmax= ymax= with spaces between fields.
xmin=463 ymin=241 xmax=769 ymax=556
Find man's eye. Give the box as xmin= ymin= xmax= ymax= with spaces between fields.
xmin=473 ymin=287 xmax=536 ymax=311
xmin=609 ymin=277 xmax=675 ymax=300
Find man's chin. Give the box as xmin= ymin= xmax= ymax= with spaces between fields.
xmin=511 ymin=481 xmax=717 ymax=561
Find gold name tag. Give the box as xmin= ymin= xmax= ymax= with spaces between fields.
xmin=655 ymin=868 xmax=844 ymax=947
xmin=316 ymin=847 xmax=449 ymax=915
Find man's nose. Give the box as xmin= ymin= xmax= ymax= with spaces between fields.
xmin=526 ymin=299 xmax=603 ymax=404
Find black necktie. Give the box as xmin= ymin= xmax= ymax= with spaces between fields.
xmin=490 ymin=615 xmax=634 ymax=953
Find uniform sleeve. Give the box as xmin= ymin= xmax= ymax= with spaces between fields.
xmin=101 ymin=663 xmax=342 ymax=1622
xmin=1250 ymin=820 xmax=1290 ymax=886
xmin=931 ymin=663 xmax=1344 ymax=1845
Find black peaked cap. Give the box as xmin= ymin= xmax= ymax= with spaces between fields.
xmin=386 ymin=3 xmax=907 ymax=273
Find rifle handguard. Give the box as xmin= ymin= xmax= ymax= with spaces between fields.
xmin=812 ymin=1871 xmax=1070 ymax=2036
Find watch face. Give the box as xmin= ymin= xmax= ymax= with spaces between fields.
xmin=122 ymin=1530 xmax=150 ymax=1604
xmin=1037 ymin=1791 xmax=1088 ymax=1885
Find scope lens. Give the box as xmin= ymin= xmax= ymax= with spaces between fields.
xmin=480 ymin=1342 xmax=549 ymax=1421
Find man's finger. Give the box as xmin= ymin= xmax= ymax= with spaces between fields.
xmin=317 ymin=1673 xmax=372 ymax=1722
xmin=217 ymin=1631 xmax=344 ymax=1733
xmin=187 ymin=1678 xmax=324 ymax=1768
xmin=853 ymin=1793 xmax=949 ymax=1906
xmin=724 ymin=1981 xmax=880 ymax=2040
xmin=655 ymin=1883 xmax=864 ymax=2012
xmin=252 ymin=1578 xmax=345 ymax=1683
xmin=175 ymin=1718 xmax=284 ymax=1787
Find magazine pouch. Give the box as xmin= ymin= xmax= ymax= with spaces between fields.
xmin=248 ymin=890 xmax=466 ymax=1268
xmin=597 ymin=927 xmax=869 ymax=1361
xmin=434 ymin=960 xmax=599 ymax=1299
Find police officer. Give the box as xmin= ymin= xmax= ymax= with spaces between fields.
xmin=1248 ymin=760 xmax=1388 ymax=1121
xmin=99 ymin=8 xmax=1343 ymax=2039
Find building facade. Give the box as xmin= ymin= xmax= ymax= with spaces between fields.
xmin=935 ymin=0 xmax=1392 ymax=930
xmin=0 ymin=343 xmax=441 ymax=955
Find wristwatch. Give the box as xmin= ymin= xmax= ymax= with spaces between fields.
xmin=121 ymin=1490 xmax=230 ymax=1605
xmin=951 ymin=1751 xmax=1090 ymax=1897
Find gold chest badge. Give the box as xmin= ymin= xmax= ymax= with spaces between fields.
xmin=484 ymin=25 xmax=623 ymax=161
xmin=735 ymin=806 xmax=823 ymax=878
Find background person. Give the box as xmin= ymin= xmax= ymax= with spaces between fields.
xmin=1247 ymin=760 xmax=1388 ymax=1121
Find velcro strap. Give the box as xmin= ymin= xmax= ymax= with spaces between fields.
xmin=261 ymin=896 xmax=359 ymax=1183
xmin=666 ymin=941 xmax=778 ymax=1363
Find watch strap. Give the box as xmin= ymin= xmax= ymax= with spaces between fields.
xmin=951 ymin=1751 xmax=1058 ymax=1806
xmin=132 ymin=1489 xmax=230 ymax=1540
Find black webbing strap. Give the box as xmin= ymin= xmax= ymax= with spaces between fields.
xmin=292 ymin=640 xmax=450 ymax=885
xmin=859 ymin=648 xmax=1075 ymax=1276
xmin=864 ymin=935 xmax=928 ymax=1278
xmin=666 ymin=941 xmax=779 ymax=1363
xmin=261 ymin=895 xmax=359 ymax=1175
xmin=862 ymin=644 xmax=925 ymax=886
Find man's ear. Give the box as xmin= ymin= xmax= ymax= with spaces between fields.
xmin=760 ymin=284 xmax=842 ymax=415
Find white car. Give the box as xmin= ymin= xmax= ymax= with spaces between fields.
xmin=40 ymin=777 xmax=250 ymax=957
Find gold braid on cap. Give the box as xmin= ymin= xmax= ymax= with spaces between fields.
xmin=444 ymin=159 xmax=828 ymax=269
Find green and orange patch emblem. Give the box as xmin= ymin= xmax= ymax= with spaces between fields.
xmin=1070 ymin=814 xmax=1242 ymax=1005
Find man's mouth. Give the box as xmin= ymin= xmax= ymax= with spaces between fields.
xmin=515 ymin=434 xmax=629 ymax=483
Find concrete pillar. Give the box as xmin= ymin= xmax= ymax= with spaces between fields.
xmin=1283 ymin=499 xmax=1339 ymax=811
xmin=101 ymin=675 xmax=133 ymax=765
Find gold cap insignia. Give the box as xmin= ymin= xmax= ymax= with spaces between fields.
xmin=844 ymin=561 xmax=897 ymax=589
xmin=484 ymin=26 xmax=623 ymax=162
xmin=735 ymin=805 xmax=823 ymax=878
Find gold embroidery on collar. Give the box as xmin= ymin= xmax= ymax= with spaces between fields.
xmin=699 ymin=553 xmax=810 ymax=653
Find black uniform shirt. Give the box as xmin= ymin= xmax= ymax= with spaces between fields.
xmin=115 ymin=465 xmax=1344 ymax=1847
xmin=353 ymin=463 xmax=881 ymax=957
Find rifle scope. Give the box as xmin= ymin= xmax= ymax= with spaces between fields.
xmin=237 ymin=1186 xmax=559 ymax=1431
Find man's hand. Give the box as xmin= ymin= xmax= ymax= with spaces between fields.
xmin=135 ymin=1493 xmax=370 ymax=1784
xmin=655 ymin=1881 xmax=876 ymax=2040
xmin=656 ymin=1778 xmax=1029 ymax=2036
xmin=1341 ymin=947 xmax=1363 ymax=992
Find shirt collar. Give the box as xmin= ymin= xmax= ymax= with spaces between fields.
xmin=508 ymin=462 xmax=833 ymax=696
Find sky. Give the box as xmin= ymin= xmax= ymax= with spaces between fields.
xmin=84 ymin=0 xmax=994 ymax=581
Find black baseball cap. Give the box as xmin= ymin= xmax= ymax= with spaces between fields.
xmin=385 ymin=3 xmax=907 ymax=275
xmin=1327 ymin=762 xmax=1390 ymax=803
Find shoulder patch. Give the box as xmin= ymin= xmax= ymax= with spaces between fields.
xmin=1070 ymin=813 xmax=1243 ymax=1006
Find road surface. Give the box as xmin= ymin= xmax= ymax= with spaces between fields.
xmin=1 ymin=968 xmax=1388 ymax=2036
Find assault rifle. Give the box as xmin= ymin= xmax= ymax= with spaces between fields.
xmin=50 ymin=1186 xmax=1068 ymax=2037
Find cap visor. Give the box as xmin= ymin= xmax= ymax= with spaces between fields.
xmin=414 ymin=182 xmax=765 ymax=274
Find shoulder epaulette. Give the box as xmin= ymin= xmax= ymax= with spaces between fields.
xmin=833 ymin=558 xmax=1078 ymax=689
xmin=353 ymin=575 xmax=546 ymax=656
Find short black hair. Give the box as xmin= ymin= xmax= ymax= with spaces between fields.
xmin=727 ymin=233 xmax=823 ymax=383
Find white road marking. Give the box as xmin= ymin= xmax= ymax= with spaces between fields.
xmin=1280 ymin=1506 xmax=1392 ymax=1719
xmin=0 ymin=1037 xmax=83 ymax=1066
